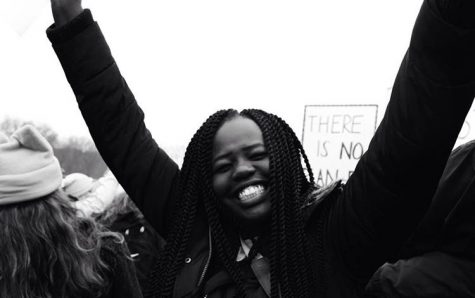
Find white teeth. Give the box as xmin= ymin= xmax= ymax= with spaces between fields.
xmin=238 ymin=185 xmax=265 ymax=201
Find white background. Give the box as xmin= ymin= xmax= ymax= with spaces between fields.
xmin=0 ymin=0 xmax=448 ymax=165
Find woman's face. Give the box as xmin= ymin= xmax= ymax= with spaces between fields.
xmin=212 ymin=116 xmax=271 ymax=230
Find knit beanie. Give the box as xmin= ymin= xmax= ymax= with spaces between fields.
xmin=0 ymin=125 xmax=62 ymax=205
xmin=62 ymin=172 xmax=95 ymax=199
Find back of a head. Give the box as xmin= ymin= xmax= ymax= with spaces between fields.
xmin=401 ymin=140 xmax=475 ymax=259
xmin=0 ymin=125 xmax=114 ymax=298
xmin=0 ymin=125 xmax=62 ymax=205
xmin=95 ymin=189 xmax=143 ymax=227
xmin=438 ymin=140 xmax=475 ymax=258
xmin=62 ymin=172 xmax=96 ymax=200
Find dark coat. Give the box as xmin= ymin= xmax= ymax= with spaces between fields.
xmin=365 ymin=140 xmax=475 ymax=298
xmin=46 ymin=1 xmax=475 ymax=296
xmin=99 ymin=237 xmax=144 ymax=298
xmin=365 ymin=252 xmax=475 ymax=298
xmin=400 ymin=140 xmax=475 ymax=260
xmin=107 ymin=210 xmax=166 ymax=295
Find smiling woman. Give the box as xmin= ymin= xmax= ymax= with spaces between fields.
xmin=45 ymin=0 xmax=475 ymax=297
xmin=151 ymin=108 xmax=314 ymax=297
xmin=212 ymin=115 xmax=272 ymax=233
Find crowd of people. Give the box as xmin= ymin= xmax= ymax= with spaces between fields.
xmin=62 ymin=170 xmax=166 ymax=295
xmin=1 ymin=0 xmax=475 ymax=297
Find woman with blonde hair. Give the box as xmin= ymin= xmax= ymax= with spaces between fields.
xmin=0 ymin=125 xmax=143 ymax=298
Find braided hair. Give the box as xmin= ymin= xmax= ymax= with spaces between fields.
xmin=149 ymin=109 xmax=318 ymax=297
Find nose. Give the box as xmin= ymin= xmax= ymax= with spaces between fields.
xmin=232 ymin=159 xmax=255 ymax=181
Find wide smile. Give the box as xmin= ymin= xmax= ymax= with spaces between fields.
xmin=235 ymin=184 xmax=268 ymax=207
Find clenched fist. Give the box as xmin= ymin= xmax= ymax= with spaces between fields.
xmin=51 ymin=0 xmax=83 ymax=27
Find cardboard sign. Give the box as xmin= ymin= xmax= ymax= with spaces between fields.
xmin=302 ymin=105 xmax=378 ymax=187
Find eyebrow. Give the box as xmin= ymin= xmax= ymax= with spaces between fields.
xmin=212 ymin=143 xmax=265 ymax=163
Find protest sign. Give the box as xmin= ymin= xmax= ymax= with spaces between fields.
xmin=302 ymin=104 xmax=378 ymax=186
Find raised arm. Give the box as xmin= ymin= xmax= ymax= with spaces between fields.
xmin=47 ymin=1 xmax=180 ymax=237
xmin=329 ymin=0 xmax=475 ymax=282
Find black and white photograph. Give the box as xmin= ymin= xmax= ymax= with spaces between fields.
xmin=1 ymin=0 xmax=475 ymax=297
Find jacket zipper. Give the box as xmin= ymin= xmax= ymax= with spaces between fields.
xmin=197 ymin=228 xmax=213 ymax=287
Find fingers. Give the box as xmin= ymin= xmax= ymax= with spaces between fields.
xmin=51 ymin=0 xmax=83 ymax=27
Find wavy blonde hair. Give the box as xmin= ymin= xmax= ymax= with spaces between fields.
xmin=0 ymin=190 xmax=124 ymax=298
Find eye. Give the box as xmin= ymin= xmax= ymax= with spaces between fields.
xmin=213 ymin=162 xmax=232 ymax=174
xmin=250 ymin=151 xmax=268 ymax=160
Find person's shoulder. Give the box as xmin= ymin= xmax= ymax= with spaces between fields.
xmin=100 ymin=235 xmax=129 ymax=266
xmin=450 ymin=139 xmax=475 ymax=158
xmin=302 ymin=180 xmax=343 ymax=223
xmin=99 ymin=236 xmax=144 ymax=298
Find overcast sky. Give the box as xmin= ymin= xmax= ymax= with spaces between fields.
xmin=1 ymin=0 xmax=425 ymax=160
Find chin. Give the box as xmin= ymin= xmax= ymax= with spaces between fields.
xmin=235 ymin=205 xmax=272 ymax=232
xmin=220 ymin=198 xmax=271 ymax=232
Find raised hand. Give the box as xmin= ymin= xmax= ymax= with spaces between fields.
xmin=50 ymin=0 xmax=83 ymax=27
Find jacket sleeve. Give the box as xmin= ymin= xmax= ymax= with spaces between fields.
xmin=327 ymin=0 xmax=475 ymax=282
xmin=365 ymin=252 xmax=475 ymax=298
xmin=47 ymin=10 xmax=180 ymax=238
